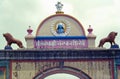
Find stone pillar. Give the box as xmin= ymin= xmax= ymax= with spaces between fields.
xmin=25 ymin=26 xmax=35 ymax=48
xmin=87 ymin=25 xmax=96 ymax=48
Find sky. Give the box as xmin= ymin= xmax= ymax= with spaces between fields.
xmin=0 ymin=0 xmax=120 ymax=49
xmin=44 ymin=73 xmax=79 ymax=79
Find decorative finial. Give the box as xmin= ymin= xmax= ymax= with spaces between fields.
xmin=27 ymin=26 xmax=33 ymax=35
xmin=55 ymin=1 xmax=64 ymax=14
xmin=87 ymin=25 xmax=93 ymax=34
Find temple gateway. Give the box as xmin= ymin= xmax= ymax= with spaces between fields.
xmin=0 ymin=2 xmax=120 ymax=79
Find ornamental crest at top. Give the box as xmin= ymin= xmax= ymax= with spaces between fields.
xmin=55 ymin=1 xmax=64 ymax=13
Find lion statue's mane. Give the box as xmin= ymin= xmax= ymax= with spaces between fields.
xmin=98 ymin=31 xmax=117 ymax=47
xmin=3 ymin=33 xmax=24 ymax=48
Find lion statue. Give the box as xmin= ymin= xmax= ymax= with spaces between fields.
xmin=98 ymin=31 xmax=118 ymax=47
xmin=3 ymin=33 xmax=24 ymax=48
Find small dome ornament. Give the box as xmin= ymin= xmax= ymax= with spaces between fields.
xmin=87 ymin=25 xmax=96 ymax=37
xmin=27 ymin=26 xmax=33 ymax=35
xmin=87 ymin=25 xmax=93 ymax=34
xmin=55 ymin=1 xmax=64 ymax=14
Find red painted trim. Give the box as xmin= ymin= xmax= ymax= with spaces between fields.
xmin=117 ymin=66 xmax=120 ymax=70
xmin=0 ymin=67 xmax=5 ymax=71
xmin=10 ymin=60 xmax=12 ymax=79
xmin=36 ymin=14 xmax=86 ymax=36
xmin=110 ymin=60 xmax=114 ymax=79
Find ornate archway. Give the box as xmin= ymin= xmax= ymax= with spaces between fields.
xmin=33 ymin=66 xmax=91 ymax=79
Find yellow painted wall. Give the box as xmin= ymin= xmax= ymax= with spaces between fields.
xmin=11 ymin=60 xmax=112 ymax=79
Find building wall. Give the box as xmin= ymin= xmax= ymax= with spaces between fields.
xmin=10 ymin=60 xmax=113 ymax=79
xmin=0 ymin=49 xmax=120 ymax=79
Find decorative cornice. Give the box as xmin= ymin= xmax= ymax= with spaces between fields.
xmin=0 ymin=49 xmax=119 ymax=60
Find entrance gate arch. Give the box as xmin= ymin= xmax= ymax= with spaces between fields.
xmin=33 ymin=66 xmax=91 ymax=79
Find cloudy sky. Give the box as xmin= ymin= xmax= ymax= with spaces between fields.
xmin=0 ymin=0 xmax=120 ymax=49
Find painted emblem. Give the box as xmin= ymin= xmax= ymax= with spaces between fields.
xmin=51 ymin=20 xmax=70 ymax=36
